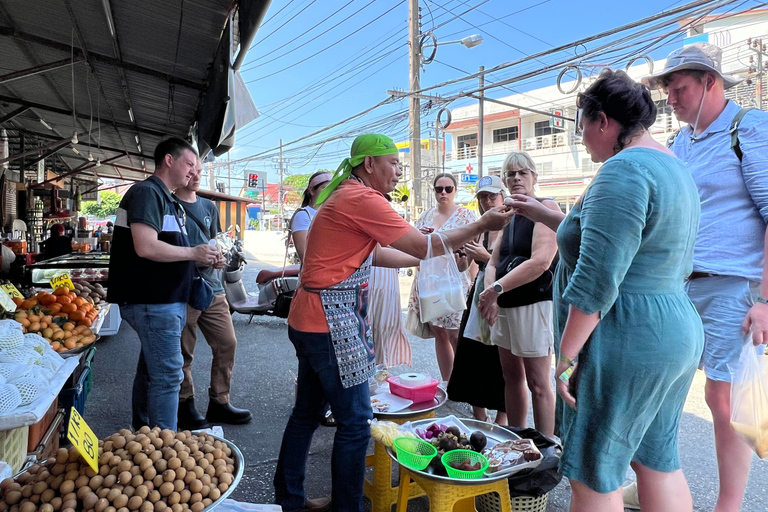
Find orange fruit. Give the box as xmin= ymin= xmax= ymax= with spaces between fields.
xmin=64 ymin=339 xmax=76 ymax=350
xmin=62 ymin=322 xmax=75 ymax=332
xmin=56 ymin=296 xmax=71 ymax=305
xmin=50 ymin=341 xmax=61 ymax=351
xmin=61 ymin=304 xmax=77 ymax=314
xmin=53 ymin=287 xmax=69 ymax=296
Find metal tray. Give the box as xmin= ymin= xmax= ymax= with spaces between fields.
xmin=386 ymin=417 xmax=521 ymax=485
xmin=12 ymin=432 xmax=244 ymax=512
xmin=374 ymin=386 xmax=447 ymax=419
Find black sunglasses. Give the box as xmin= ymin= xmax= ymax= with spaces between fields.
xmin=434 ymin=186 xmax=455 ymax=194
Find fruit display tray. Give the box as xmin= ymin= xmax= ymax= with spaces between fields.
xmin=387 ymin=418 xmax=522 ymax=485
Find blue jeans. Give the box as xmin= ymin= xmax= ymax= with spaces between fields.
xmin=274 ymin=327 xmax=373 ymax=512
xmin=121 ymin=303 xmax=186 ymax=430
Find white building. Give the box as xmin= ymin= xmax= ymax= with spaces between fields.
xmin=438 ymin=8 xmax=768 ymax=211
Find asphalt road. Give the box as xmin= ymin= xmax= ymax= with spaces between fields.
xmin=82 ymin=255 xmax=768 ymax=512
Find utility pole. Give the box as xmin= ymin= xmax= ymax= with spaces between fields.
xmin=408 ymin=0 xmax=422 ymax=211
xmin=227 ymin=151 xmax=231 ymax=195
xmin=278 ymin=139 xmax=285 ymax=231
xmin=477 ymin=65 xmax=484 ymax=178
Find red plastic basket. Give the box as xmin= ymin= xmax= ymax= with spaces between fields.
xmin=387 ymin=376 xmax=440 ymax=403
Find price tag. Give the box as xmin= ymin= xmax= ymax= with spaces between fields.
xmin=50 ymin=273 xmax=75 ymax=291
xmin=67 ymin=407 xmax=99 ymax=472
xmin=0 ymin=288 xmax=16 ymax=313
xmin=1 ymin=284 xmax=23 ymax=299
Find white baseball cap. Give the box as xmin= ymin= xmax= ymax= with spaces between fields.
xmin=474 ymin=175 xmax=505 ymax=196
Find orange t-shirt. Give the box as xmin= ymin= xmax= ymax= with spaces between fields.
xmin=288 ymin=180 xmax=413 ymax=333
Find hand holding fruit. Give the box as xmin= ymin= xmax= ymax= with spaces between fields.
xmin=479 ymin=206 xmax=514 ymax=232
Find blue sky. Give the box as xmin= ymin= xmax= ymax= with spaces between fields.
xmin=229 ymin=0 xmax=758 ymax=184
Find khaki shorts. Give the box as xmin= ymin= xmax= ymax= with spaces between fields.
xmin=490 ymin=301 xmax=554 ymax=357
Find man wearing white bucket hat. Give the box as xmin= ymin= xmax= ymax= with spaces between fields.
xmin=633 ymin=43 xmax=768 ymax=512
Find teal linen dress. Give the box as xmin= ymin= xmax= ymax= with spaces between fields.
xmin=554 ymin=147 xmax=704 ymax=493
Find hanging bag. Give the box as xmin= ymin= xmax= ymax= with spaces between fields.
xmin=730 ymin=343 xmax=768 ymax=458
xmin=417 ymin=233 xmax=466 ymax=323
xmin=172 ymin=203 xmax=214 ymax=311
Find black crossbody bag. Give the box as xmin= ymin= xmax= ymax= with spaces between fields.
xmin=495 ymin=215 xmax=557 ymax=308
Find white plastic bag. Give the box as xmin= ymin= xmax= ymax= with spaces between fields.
xmin=730 ymin=343 xmax=768 ymax=458
xmin=417 ymin=234 xmax=466 ymax=323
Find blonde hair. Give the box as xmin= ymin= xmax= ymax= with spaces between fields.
xmin=502 ymin=151 xmax=537 ymax=174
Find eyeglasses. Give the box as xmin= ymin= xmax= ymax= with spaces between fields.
xmin=434 ymin=186 xmax=455 ymax=194
xmin=505 ymin=170 xmax=532 ymax=178
xmin=477 ymin=192 xmax=500 ymax=201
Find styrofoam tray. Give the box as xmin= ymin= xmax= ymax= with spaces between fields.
xmin=370 ymin=392 xmax=413 ymax=413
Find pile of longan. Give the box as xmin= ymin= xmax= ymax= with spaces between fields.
xmin=0 ymin=427 xmax=237 ymax=512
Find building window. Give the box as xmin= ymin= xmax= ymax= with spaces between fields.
xmin=535 ymin=121 xmax=552 ymax=137
xmin=456 ymin=133 xmax=477 ymax=159
xmin=493 ymin=126 xmax=518 ymax=142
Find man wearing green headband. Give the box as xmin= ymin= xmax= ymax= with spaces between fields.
xmin=273 ymin=133 xmax=514 ymax=512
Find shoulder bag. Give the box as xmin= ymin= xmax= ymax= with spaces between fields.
xmin=495 ymin=216 xmax=556 ymax=309
xmin=172 ymin=203 xmax=214 ymax=311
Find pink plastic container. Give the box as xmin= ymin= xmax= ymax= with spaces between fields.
xmin=387 ymin=376 xmax=440 ymax=403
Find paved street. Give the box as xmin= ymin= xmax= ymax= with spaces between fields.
xmin=83 ymin=253 xmax=768 ymax=512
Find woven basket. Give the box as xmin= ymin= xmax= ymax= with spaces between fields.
xmin=476 ymin=490 xmax=549 ymax=512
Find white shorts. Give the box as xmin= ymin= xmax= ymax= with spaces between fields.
xmin=490 ymin=300 xmax=554 ymax=357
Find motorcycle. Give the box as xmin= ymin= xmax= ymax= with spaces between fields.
xmin=218 ymin=227 xmax=300 ymax=322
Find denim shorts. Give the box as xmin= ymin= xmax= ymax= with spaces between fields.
xmin=686 ymin=275 xmax=763 ymax=382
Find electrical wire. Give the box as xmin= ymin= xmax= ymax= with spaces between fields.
xmin=249 ymin=0 xmax=320 ymax=50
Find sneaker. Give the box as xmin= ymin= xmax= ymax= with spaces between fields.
xmin=622 ymin=481 xmax=640 ymax=510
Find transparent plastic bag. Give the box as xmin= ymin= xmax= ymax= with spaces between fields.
xmin=730 ymin=343 xmax=768 ymax=458
xmin=417 ymin=234 xmax=466 ymax=323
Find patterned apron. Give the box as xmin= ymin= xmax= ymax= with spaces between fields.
xmin=307 ymin=253 xmax=376 ymax=389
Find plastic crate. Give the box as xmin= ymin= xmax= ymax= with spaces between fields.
xmin=0 ymin=426 xmax=29 ymax=474
xmin=476 ymin=490 xmax=549 ymax=512
xmin=58 ymin=367 xmax=92 ymax=445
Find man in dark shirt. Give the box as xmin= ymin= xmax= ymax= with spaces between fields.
xmin=175 ymin=159 xmax=252 ymax=429
xmin=108 ymin=137 xmax=221 ymax=430
xmin=40 ymin=223 xmax=72 ymax=260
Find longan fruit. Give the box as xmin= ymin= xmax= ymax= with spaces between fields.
xmin=42 ymin=489 xmax=56 ymax=503
xmin=179 ymin=490 xmax=191 ymax=504
xmin=189 ymin=493 xmax=202 ymax=505
xmin=127 ymin=496 xmax=143 ymax=510
xmin=147 ymin=491 xmax=161 ymax=504
xmin=158 ymin=483 xmax=173 ymax=497
xmin=40 ymin=504 xmax=54 ymax=512
xmin=98 ymin=489 xmax=111 ymax=499
xmin=140 ymin=503 xmax=153 ymax=512
xmin=123 ymin=486 xmax=135 ymax=498
xmin=171 ymin=504 xmax=182 ymax=512
xmin=51 ymin=497 xmax=63 ymax=511
xmin=130 ymin=475 xmax=143 ymax=488
xmin=95 ymin=498 xmax=109 ymax=512
xmin=113 ymin=495 xmax=129 ymax=509
xmin=154 ymin=502 xmax=167 ymax=512
xmin=83 ymin=492 xmax=99 ymax=510
xmin=90 ymin=476 xmax=104 ymax=490
xmin=4 ymin=491 xmax=21 ymax=505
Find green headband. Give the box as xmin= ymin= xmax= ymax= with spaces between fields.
xmin=315 ymin=133 xmax=399 ymax=205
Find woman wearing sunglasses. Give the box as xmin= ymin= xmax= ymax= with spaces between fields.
xmin=509 ymin=70 xmax=702 ymax=511
xmin=407 ymin=173 xmax=478 ymax=380
xmin=288 ymin=170 xmax=332 ymax=263
xmin=478 ymin=152 xmax=560 ymax=437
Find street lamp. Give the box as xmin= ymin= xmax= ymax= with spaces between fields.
xmin=408 ymin=25 xmax=483 ymax=211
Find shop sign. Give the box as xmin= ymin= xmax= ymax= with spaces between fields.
xmin=0 ymin=289 xmax=16 ymax=313
xmin=50 ymin=273 xmax=75 ymax=291
xmin=67 ymin=407 xmax=99 ymax=472
xmin=0 ymin=284 xmax=23 ymax=299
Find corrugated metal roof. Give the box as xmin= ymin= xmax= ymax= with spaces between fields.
xmin=0 ymin=0 xmax=268 ymax=188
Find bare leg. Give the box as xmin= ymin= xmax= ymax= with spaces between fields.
xmin=705 ymin=378 xmax=753 ymax=512
xmin=522 ymin=354 xmax=555 ymax=436
xmin=494 ymin=412 xmax=508 ymax=426
xmin=569 ymin=480 xmax=623 ymax=512
xmin=432 ymin=326 xmax=458 ymax=381
xmin=498 ymin=348 xmax=528 ymax=428
xmin=472 ymin=407 xmax=488 ymax=421
xmin=631 ymin=461 xmax=692 ymax=512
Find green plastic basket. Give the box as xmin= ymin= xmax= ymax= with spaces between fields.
xmin=441 ymin=449 xmax=489 ymax=479
xmin=393 ymin=437 xmax=437 ymax=470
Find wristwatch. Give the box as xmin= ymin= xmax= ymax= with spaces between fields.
xmin=492 ymin=281 xmax=503 ymax=293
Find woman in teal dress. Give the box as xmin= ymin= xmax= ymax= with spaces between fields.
xmin=509 ymin=70 xmax=703 ymax=512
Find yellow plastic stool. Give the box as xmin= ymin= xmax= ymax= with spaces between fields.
xmin=395 ymin=464 xmax=513 ymax=512
xmin=364 ymin=410 xmax=436 ymax=512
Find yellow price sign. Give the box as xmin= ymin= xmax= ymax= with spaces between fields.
xmin=0 ymin=284 xmax=23 ymax=300
xmin=66 ymin=407 xmax=99 ymax=472
xmin=50 ymin=273 xmax=75 ymax=291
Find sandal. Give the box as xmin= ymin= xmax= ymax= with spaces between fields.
xmin=320 ymin=408 xmax=338 ymax=427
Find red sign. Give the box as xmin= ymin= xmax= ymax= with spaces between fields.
xmin=466 ymin=163 xmax=473 ymax=172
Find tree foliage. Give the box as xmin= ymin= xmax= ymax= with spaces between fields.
xmin=81 ymin=190 xmax=122 ymax=218
xmin=284 ymin=170 xmax=334 ymax=192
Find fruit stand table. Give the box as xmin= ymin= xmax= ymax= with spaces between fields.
xmin=364 ymin=387 xmax=447 ymax=512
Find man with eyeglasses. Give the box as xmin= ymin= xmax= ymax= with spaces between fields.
xmin=108 ymin=137 xmax=222 ymax=431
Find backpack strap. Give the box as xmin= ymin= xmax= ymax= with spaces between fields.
xmin=730 ymin=107 xmax=754 ymax=162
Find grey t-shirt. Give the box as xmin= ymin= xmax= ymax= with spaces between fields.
xmin=177 ymin=197 xmax=225 ymax=295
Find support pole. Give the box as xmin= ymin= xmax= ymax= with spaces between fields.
xmin=408 ymin=0 xmax=422 ymax=209
xmin=477 ymin=65 xmax=484 ymax=178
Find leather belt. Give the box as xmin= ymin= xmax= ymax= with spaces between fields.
xmin=687 ymin=271 xmax=720 ymax=281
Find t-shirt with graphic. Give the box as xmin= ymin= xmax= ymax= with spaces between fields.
xmin=177 ymin=196 xmax=224 ymax=295
xmin=288 ymin=180 xmax=413 ymax=333
xmin=108 ymin=176 xmax=193 ymax=305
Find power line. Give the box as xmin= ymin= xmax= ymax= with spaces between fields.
xmin=250 ymin=0 xmax=320 ymax=50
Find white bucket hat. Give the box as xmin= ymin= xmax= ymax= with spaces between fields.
xmin=642 ymin=43 xmax=743 ymax=90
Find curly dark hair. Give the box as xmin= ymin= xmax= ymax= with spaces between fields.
xmin=577 ymin=69 xmax=657 ymax=153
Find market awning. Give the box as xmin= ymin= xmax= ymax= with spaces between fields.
xmin=0 ymin=0 xmax=270 ymax=186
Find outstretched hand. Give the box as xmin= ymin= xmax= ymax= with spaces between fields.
xmin=480 ymin=205 xmax=515 ymax=232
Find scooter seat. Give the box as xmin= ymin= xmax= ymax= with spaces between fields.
xmin=256 ymin=265 xmax=300 ymax=284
